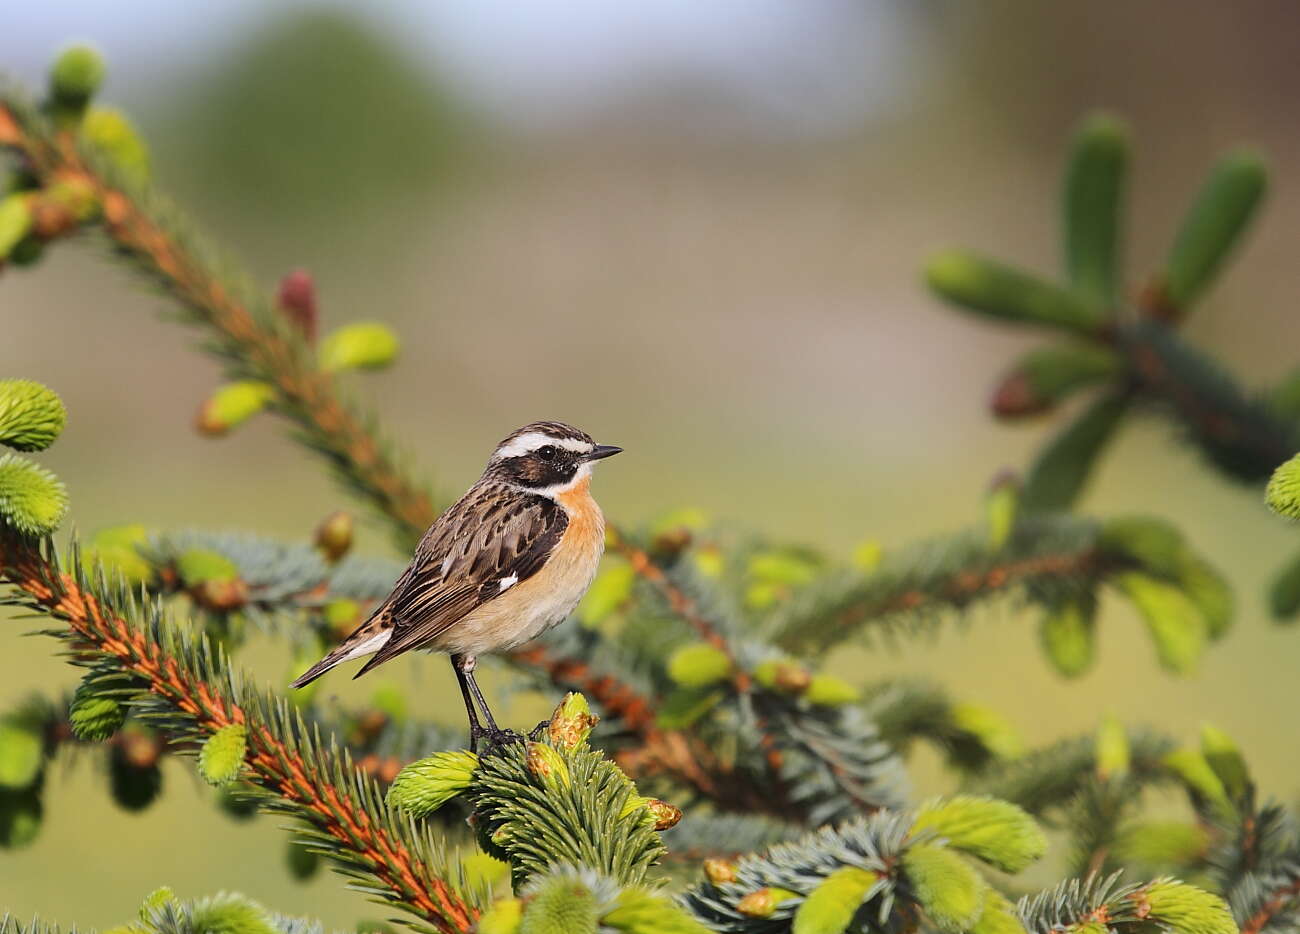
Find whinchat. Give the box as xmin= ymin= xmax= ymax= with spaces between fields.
xmin=292 ymin=421 xmax=621 ymax=750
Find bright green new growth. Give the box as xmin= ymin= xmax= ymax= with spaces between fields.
xmin=319 ymin=322 xmax=401 ymax=372
xmin=1114 ymin=572 xmax=1207 ymax=675
xmin=950 ymin=703 xmax=1024 ymax=761
xmin=0 ymin=380 xmax=65 ymax=452
xmin=84 ymin=524 xmax=153 ymax=584
xmin=49 ymin=45 xmax=105 ymax=106
xmin=925 ymin=251 xmax=1104 ymax=334
xmin=1101 ymin=516 xmax=1187 ymax=577
xmin=0 ymin=454 xmax=68 ymax=536
xmin=1064 ymin=112 xmax=1129 ymax=309
xmin=1177 ymin=555 xmax=1233 ymax=640
xmin=1265 ymin=453 xmax=1300 ymax=519
xmin=200 ymin=381 xmax=275 ymax=434
xmin=805 ymin=674 xmax=861 ymax=707
xmin=198 ymin=724 xmax=248 ymax=786
xmin=1161 ymin=748 xmax=1229 ymax=813
xmin=1113 ymin=821 xmax=1208 ymax=868
xmin=666 ymin=642 xmax=732 ymax=688
xmin=138 ymin=889 xmax=280 ymax=934
xmin=0 ymin=196 xmax=33 ymax=260
xmin=1095 ymin=714 xmax=1130 ymax=779
xmin=465 ymin=723 xmax=667 ymax=889
xmin=985 ymin=477 xmax=1018 ymax=549
xmin=1140 ymin=880 xmax=1237 ymax=934
xmin=385 ymin=750 xmax=478 ymax=818
xmin=83 ymin=108 xmax=151 ymax=182
xmin=602 ymin=888 xmax=712 ymax=933
xmin=139 ymin=886 xmax=177 ymax=918
xmin=0 ymin=720 xmax=43 ymax=790
xmin=1164 ymin=150 xmax=1267 ymax=311
xmin=1199 ymin=724 xmax=1249 ymax=800
xmin=518 ymin=874 xmax=599 ymax=934
xmin=901 ymin=842 xmax=987 ymax=933
xmin=175 ymin=549 xmax=239 ymax=586
xmin=477 ymin=898 xmax=524 ymax=934
xmin=578 ymin=563 xmax=635 ymax=626
xmin=971 ymin=890 xmax=1027 ymax=934
xmin=1039 ymin=595 xmax=1096 ymax=678
xmin=68 ymin=680 xmax=125 ymax=741
xmin=792 ymin=866 xmax=880 ymax=934
xmin=912 ymin=795 xmax=1046 ymax=873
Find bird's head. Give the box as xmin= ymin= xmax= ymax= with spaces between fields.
xmin=485 ymin=421 xmax=622 ymax=495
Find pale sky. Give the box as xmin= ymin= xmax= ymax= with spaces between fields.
xmin=3 ymin=0 xmax=917 ymax=134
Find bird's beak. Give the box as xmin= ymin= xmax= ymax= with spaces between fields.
xmin=585 ymin=444 xmax=623 ymax=461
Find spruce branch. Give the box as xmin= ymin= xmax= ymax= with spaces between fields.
xmin=681 ymin=795 xmax=1045 ymax=933
xmin=0 ymin=531 xmax=480 ymax=934
xmin=927 ymin=110 xmax=1296 ymax=503
xmin=766 ymin=514 xmax=1110 ymax=654
xmin=0 ymin=89 xmax=437 ymax=546
xmin=1016 ymin=873 xmax=1237 ymax=934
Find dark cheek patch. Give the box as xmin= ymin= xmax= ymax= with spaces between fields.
xmin=500 ymin=456 xmax=576 ymax=488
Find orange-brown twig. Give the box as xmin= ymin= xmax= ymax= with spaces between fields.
xmin=834 ymin=548 xmax=1106 ymax=632
xmin=0 ymin=533 xmax=477 ymax=934
xmin=1240 ymin=878 xmax=1300 ymax=934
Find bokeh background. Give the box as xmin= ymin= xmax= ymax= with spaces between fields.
xmin=4 ymin=0 xmax=1300 ymax=925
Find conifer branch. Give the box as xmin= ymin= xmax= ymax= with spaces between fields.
xmin=768 ymin=515 xmax=1112 ymax=654
xmin=0 ymin=91 xmax=437 ymax=546
xmin=0 ymin=531 xmax=480 ymax=934
xmin=1123 ymin=322 xmax=1297 ymax=483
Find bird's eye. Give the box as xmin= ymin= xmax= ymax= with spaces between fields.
xmin=537 ymin=445 xmax=557 ymax=461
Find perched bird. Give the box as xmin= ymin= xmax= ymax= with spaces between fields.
xmin=291 ymin=421 xmax=621 ymax=751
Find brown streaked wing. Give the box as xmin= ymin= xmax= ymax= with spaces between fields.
xmin=354 ymin=483 xmax=568 ymax=673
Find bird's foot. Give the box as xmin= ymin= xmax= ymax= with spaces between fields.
xmin=528 ymin=719 xmax=551 ymax=741
xmin=472 ymin=725 xmax=527 ymax=755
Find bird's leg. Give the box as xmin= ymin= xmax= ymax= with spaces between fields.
xmin=451 ymin=654 xmax=484 ymax=753
xmin=455 ymin=654 xmax=524 ymax=752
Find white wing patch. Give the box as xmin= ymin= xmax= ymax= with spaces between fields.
xmin=341 ymin=629 xmax=392 ymax=662
xmin=498 ymin=574 xmax=519 ymax=592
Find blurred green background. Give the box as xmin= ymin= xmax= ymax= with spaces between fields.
xmin=4 ymin=1 xmax=1300 ymax=926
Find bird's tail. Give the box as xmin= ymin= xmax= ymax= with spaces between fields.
xmin=290 ymin=608 xmax=393 ymax=689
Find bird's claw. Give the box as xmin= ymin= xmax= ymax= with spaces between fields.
xmin=471 ymin=726 xmax=527 ymax=755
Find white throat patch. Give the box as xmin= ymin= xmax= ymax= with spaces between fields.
xmin=525 ymin=461 xmax=593 ymax=499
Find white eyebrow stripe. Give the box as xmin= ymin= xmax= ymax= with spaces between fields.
xmin=493 ymin=432 xmax=592 ymax=460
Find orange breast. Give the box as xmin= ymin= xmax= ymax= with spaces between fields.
xmin=556 ymin=474 xmax=605 ymax=552
xmin=433 ymin=476 xmax=605 ymax=656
